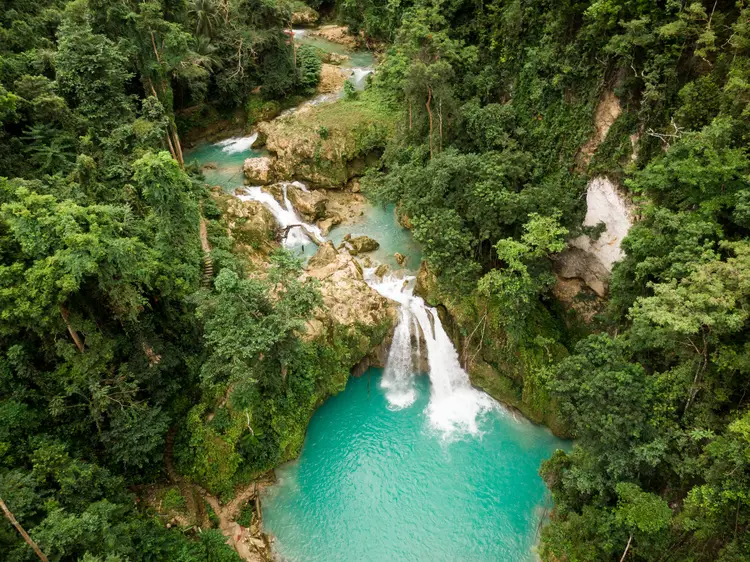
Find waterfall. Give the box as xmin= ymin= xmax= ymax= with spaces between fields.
xmin=366 ymin=271 xmax=496 ymax=437
xmin=381 ymin=307 xmax=418 ymax=409
xmin=217 ymin=133 xmax=258 ymax=154
xmin=349 ymin=68 xmax=373 ymax=91
xmin=237 ymin=184 xmax=324 ymax=247
xmin=239 ymin=183 xmax=495 ymax=437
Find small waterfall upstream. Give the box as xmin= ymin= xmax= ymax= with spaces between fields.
xmin=238 ymin=180 xmax=495 ymax=437
xmin=238 ymin=183 xmax=324 ymax=247
xmin=216 ymin=133 xmax=258 ymax=154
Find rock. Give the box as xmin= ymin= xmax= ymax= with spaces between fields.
xmin=395 ymin=204 xmax=412 ymax=229
xmin=291 ymin=6 xmax=319 ymax=25
xmin=570 ymin=177 xmax=633 ymax=272
xmin=308 ymin=241 xmax=339 ymax=269
xmin=202 ymin=162 xmax=217 ymax=170
xmin=553 ymin=247 xmax=610 ymax=298
xmin=317 ymin=217 xmax=341 ymax=236
xmin=286 ymin=185 xmax=328 ymax=221
xmin=374 ymin=263 xmax=390 ymax=278
xmin=343 ymin=233 xmax=351 ymax=242
xmin=244 ymin=156 xmax=274 ymax=185
xmin=319 ymin=52 xmax=350 ymax=65
xmin=348 ymin=178 xmax=361 ymax=193
xmin=361 ymin=255 xmax=372 ymax=267
xmin=394 ymin=252 xmax=407 ymax=266
xmin=305 ymin=247 xmax=399 ymax=335
xmin=257 ymin=100 xmax=394 ymax=189
xmin=317 ymin=64 xmax=347 ymax=94
xmin=350 ymin=235 xmax=379 ymax=254
xmin=577 ymin=91 xmax=622 ymax=169
xmin=250 ymin=130 xmax=267 ymax=149
xmin=309 ymin=25 xmax=359 ymax=49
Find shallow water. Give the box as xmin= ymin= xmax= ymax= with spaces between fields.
xmin=292 ymin=30 xmax=376 ymax=68
xmin=263 ymin=372 xmax=567 ymax=562
xmin=329 ymin=203 xmax=422 ymax=269
xmin=185 ymin=135 xmax=264 ymax=191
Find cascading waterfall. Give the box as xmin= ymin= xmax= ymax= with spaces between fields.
xmin=241 ymin=182 xmax=495 ymax=437
xmin=366 ymin=271 xmax=496 ymax=436
xmin=349 ymin=68 xmax=373 ymax=91
xmin=238 ymin=184 xmax=325 ymax=247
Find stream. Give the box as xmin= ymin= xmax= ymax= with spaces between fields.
xmin=186 ymin=29 xmax=568 ymax=562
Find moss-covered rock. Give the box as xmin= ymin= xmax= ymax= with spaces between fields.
xmin=258 ymin=90 xmax=396 ymax=188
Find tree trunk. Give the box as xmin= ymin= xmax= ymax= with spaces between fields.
xmin=170 ymin=122 xmax=184 ymax=166
xmin=60 ymin=305 xmax=84 ymax=353
xmin=619 ymin=533 xmax=633 ymax=562
xmin=1 ymin=499 xmax=49 ymax=562
xmin=408 ymin=101 xmax=413 ymax=130
xmin=438 ymin=98 xmax=443 ymax=152
xmin=425 ymin=86 xmax=433 ymax=159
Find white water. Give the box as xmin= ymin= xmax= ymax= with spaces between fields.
xmin=365 ymin=271 xmax=496 ymax=437
xmin=217 ymin=133 xmax=258 ymax=154
xmin=240 ymin=181 xmax=495 ymax=438
xmin=350 ymin=68 xmax=373 ymax=91
xmin=237 ymin=184 xmax=324 ymax=247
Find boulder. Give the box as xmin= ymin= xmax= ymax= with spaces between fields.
xmin=320 ymin=52 xmax=350 ymax=66
xmin=250 ymin=130 xmax=267 ymax=149
xmin=317 ymin=217 xmax=341 ymax=236
xmin=394 ymin=252 xmax=407 ymax=266
xmin=244 ymin=157 xmax=274 ymax=185
xmin=348 ymin=178 xmax=361 ymax=193
xmin=349 ymin=235 xmax=379 ymax=254
xmin=317 ymin=64 xmax=347 ymax=94
xmin=305 ymin=246 xmax=398 ymax=331
xmin=286 ymin=185 xmax=328 ymax=221
xmin=308 ymin=241 xmax=339 ymax=269
xmin=310 ymin=25 xmax=359 ymax=49
xmin=374 ymin=263 xmax=390 ymax=278
xmin=553 ymin=247 xmax=610 ymax=298
xmin=291 ymin=6 xmax=319 ymax=25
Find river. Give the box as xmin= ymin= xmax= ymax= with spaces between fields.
xmin=185 ymin=28 xmax=568 ymax=562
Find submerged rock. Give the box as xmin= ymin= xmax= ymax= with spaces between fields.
xmin=349 ymin=235 xmax=379 ymax=254
xmin=244 ymin=157 xmax=274 ymax=185
xmin=394 ymin=252 xmax=407 ymax=266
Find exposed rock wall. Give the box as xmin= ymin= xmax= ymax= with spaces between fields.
xmin=555 ymin=176 xmax=633 ymax=299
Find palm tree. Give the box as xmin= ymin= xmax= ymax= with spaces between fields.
xmin=193 ymin=36 xmax=223 ymax=72
xmin=188 ymin=0 xmax=221 ymax=38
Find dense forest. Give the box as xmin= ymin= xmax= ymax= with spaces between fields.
xmin=2 ymin=0 xmax=750 ymax=561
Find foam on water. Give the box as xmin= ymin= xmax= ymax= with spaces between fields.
xmin=237 ymin=184 xmax=324 ymax=248
xmin=216 ymin=133 xmax=258 ymax=154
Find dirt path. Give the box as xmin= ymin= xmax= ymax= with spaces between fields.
xmin=203 ymin=478 xmax=275 ymax=562
xmin=163 ymin=432 xmax=274 ymax=561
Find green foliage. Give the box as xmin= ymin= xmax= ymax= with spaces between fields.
xmin=343 ymin=80 xmax=357 ymax=100
xmin=296 ymin=44 xmax=322 ymax=95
